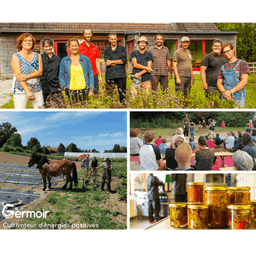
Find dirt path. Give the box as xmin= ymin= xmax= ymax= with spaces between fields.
xmin=0 ymin=79 xmax=12 ymax=107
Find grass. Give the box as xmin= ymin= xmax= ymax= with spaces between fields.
xmin=2 ymin=74 xmax=256 ymax=108
xmin=17 ymin=158 xmax=127 ymax=229
xmin=133 ymin=126 xmax=246 ymax=139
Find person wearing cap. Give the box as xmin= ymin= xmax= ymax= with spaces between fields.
xmin=130 ymin=36 xmax=154 ymax=95
xmin=104 ymin=33 xmax=127 ymax=102
xmin=98 ymin=157 xmax=113 ymax=192
xmin=148 ymin=34 xmax=172 ymax=91
xmin=173 ymin=36 xmax=194 ymax=97
xmin=200 ymin=39 xmax=227 ymax=98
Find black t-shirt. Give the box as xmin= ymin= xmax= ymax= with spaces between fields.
xmin=200 ymin=53 xmax=227 ymax=88
xmin=40 ymin=53 xmax=61 ymax=93
xmin=130 ymin=50 xmax=154 ymax=82
xmin=165 ymin=148 xmax=178 ymax=170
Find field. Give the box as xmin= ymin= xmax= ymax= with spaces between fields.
xmin=0 ymin=152 xmax=127 ymax=229
xmin=1 ymin=74 xmax=256 ymax=109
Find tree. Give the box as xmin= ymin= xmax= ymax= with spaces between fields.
xmin=217 ymin=23 xmax=256 ymax=62
xmin=113 ymin=144 xmax=121 ymax=152
xmin=27 ymin=137 xmax=41 ymax=152
xmin=120 ymin=146 xmax=127 ymax=153
xmin=42 ymin=146 xmax=50 ymax=155
xmin=4 ymin=133 xmax=22 ymax=148
xmin=57 ymin=143 xmax=66 ymax=153
xmin=66 ymin=143 xmax=78 ymax=152
xmin=0 ymin=122 xmax=18 ymax=147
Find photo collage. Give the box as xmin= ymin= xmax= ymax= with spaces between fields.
xmin=0 ymin=21 xmax=256 ymax=237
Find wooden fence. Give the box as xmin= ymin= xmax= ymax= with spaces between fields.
xmin=248 ymin=62 xmax=256 ymax=73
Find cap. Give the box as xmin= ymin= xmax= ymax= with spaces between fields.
xmin=137 ymin=36 xmax=148 ymax=44
xmin=181 ymin=36 xmax=190 ymax=42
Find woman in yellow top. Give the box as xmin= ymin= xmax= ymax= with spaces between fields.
xmin=59 ymin=38 xmax=94 ymax=102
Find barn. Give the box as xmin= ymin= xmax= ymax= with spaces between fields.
xmin=0 ymin=22 xmax=237 ymax=77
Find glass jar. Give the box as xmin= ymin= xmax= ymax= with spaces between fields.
xmin=187 ymin=182 xmax=204 ymax=203
xmin=227 ymin=205 xmax=250 ymax=229
xmin=169 ymin=203 xmax=187 ymax=228
xmin=228 ymin=187 xmax=250 ymax=205
xmin=250 ymin=201 xmax=256 ymax=219
xmin=204 ymin=187 xmax=228 ymax=228
xmin=188 ymin=204 xmax=208 ymax=229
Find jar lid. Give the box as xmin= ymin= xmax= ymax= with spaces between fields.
xmin=227 ymin=205 xmax=251 ymax=210
xmin=187 ymin=202 xmax=203 ymax=205
xmin=228 ymin=187 xmax=250 ymax=191
xmin=204 ymin=187 xmax=227 ymax=191
xmin=169 ymin=203 xmax=187 ymax=208
xmin=187 ymin=182 xmax=204 ymax=186
xmin=188 ymin=204 xmax=208 ymax=209
xmin=250 ymin=200 xmax=256 ymax=205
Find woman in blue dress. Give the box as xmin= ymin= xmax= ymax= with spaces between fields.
xmin=11 ymin=33 xmax=44 ymax=108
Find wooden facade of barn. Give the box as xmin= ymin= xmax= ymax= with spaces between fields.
xmin=0 ymin=22 xmax=237 ymax=77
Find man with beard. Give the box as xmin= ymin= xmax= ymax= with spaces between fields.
xmin=148 ymin=34 xmax=172 ymax=91
xmin=217 ymin=42 xmax=249 ymax=108
xmin=200 ymin=39 xmax=227 ymax=97
xmin=173 ymin=37 xmax=194 ymax=97
xmin=130 ymin=36 xmax=154 ymax=94
xmin=68 ymin=29 xmax=103 ymax=95
xmin=104 ymin=33 xmax=127 ymax=102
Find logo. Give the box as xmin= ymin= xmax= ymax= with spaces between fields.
xmin=2 ymin=204 xmax=49 ymax=219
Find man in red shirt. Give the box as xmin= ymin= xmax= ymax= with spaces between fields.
xmin=74 ymin=29 xmax=103 ymax=94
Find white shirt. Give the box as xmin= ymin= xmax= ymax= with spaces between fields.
xmin=226 ymin=136 xmax=235 ymax=150
xmin=139 ymin=144 xmax=159 ymax=171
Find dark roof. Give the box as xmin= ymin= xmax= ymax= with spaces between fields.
xmin=0 ymin=22 xmax=232 ymax=34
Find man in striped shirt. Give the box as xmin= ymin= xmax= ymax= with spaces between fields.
xmin=149 ymin=34 xmax=172 ymax=91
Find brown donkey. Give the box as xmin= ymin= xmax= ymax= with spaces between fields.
xmin=28 ymin=153 xmax=77 ymax=191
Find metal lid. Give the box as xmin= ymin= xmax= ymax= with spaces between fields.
xmin=227 ymin=205 xmax=251 ymax=210
xmin=204 ymin=187 xmax=227 ymax=191
xmin=188 ymin=204 xmax=208 ymax=209
xmin=169 ymin=203 xmax=187 ymax=208
xmin=187 ymin=202 xmax=203 ymax=205
xmin=227 ymin=187 xmax=250 ymax=191
xmin=187 ymin=182 xmax=204 ymax=186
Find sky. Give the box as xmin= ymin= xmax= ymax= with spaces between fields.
xmin=0 ymin=111 xmax=127 ymax=152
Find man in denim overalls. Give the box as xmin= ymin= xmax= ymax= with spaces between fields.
xmin=217 ymin=42 xmax=249 ymax=108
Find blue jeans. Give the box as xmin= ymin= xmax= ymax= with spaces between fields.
xmin=94 ymin=75 xmax=99 ymax=94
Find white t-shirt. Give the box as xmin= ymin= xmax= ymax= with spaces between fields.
xmin=226 ymin=136 xmax=235 ymax=150
xmin=139 ymin=144 xmax=159 ymax=171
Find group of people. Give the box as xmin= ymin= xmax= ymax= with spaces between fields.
xmin=130 ymin=119 xmax=256 ymax=170
xmin=11 ymin=30 xmax=249 ymax=108
xmin=81 ymin=156 xmax=113 ymax=192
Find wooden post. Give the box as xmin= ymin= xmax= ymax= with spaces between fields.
xmin=202 ymin=41 xmax=205 ymax=58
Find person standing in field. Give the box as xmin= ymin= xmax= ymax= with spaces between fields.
xmin=130 ymin=36 xmax=154 ymax=94
xmin=89 ymin=156 xmax=99 ymax=190
xmin=217 ymin=42 xmax=250 ymax=108
xmin=173 ymin=37 xmax=194 ymax=97
xmin=148 ymin=34 xmax=172 ymax=91
xmin=200 ymin=39 xmax=228 ymax=97
xmin=104 ymin=33 xmax=127 ymax=102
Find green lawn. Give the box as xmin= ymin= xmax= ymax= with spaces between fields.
xmin=133 ymin=126 xmax=246 ymax=139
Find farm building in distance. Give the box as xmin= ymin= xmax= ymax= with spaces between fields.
xmin=0 ymin=22 xmax=237 ymax=77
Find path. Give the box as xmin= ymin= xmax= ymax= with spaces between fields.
xmin=0 ymin=79 xmax=13 ymax=106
